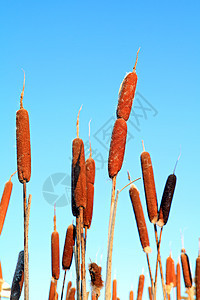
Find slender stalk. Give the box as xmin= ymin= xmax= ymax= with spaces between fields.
xmin=154 ymin=225 xmax=166 ymax=300
xmin=105 ymin=190 xmax=119 ymax=300
xmin=23 ymin=182 xmax=29 ymax=300
xmin=107 ymin=176 xmax=117 ymax=252
xmin=85 ymin=227 xmax=88 ymax=250
xmin=76 ymin=216 xmax=81 ymax=300
xmin=60 ymin=270 xmax=67 ymax=300
xmin=76 ymin=105 xmax=83 ymax=138
xmin=187 ymin=287 xmax=194 ymax=300
xmin=54 ymin=279 xmax=57 ymax=300
xmin=26 ymin=195 xmax=32 ymax=234
xmin=146 ymin=253 xmax=154 ymax=297
xmin=80 ymin=207 xmax=87 ymax=300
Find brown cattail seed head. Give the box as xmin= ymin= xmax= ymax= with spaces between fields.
xmin=176 ymin=260 xmax=181 ymax=300
xmin=0 ymin=180 xmax=13 ymax=235
xmin=84 ymin=157 xmax=95 ymax=228
xmin=0 ymin=261 xmax=2 ymax=280
xmin=117 ymin=71 xmax=138 ymax=121
xmin=166 ymin=254 xmax=176 ymax=294
xmin=10 ymin=251 xmax=24 ymax=300
xmin=92 ymin=291 xmax=96 ymax=300
xmin=0 ymin=261 xmax=3 ymax=293
xmin=108 ymin=118 xmax=127 ymax=178
xmin=137 ymin=274 xmax=145 ymax=300
xmin=89 ymin=262 xmax=104 ymax=297
xmin=67 ymin=287 xmax=76 ymax=300
xmin=148 ymin=287 xmax=153 ymax=300
xmin=112 ymin=279 xmax=117 ymax=300
xmin=48 ymin=277 xmax=57 ymax=300
xmin=195 ymin=255 xmax=200 ymax=299
xmin=140 ymin=151 xmax=158 ymax=224
xmin=85 ymin=157 xmax=95 ymax=184
xmin=16 ymin=108 xmax=31 ymax=183
xmin=181 ymin=250 xmax=192 ymax=288
xmin=71 ymin=138 xmax=87 ymax=211
xmin=129 ymin=184 xmax=151 ymax=254
xmin=66 ymin=281 xmax=72 ymax=299
xmin=157 ymin=174 xmax=177 ymax=227
xmin=129 ymin=290 xmax=134 ymax=300
xmin=62 ymin=224 xmax=76 ymax=270
xmin=51 ymin=230 xmax=60 ymax=280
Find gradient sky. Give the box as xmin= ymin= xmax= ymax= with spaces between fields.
xmin=0 ymin=1 xmax=200 ymax=299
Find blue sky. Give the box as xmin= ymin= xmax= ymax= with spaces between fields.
xmin=0 ymin=1 xmax=200 ymax=299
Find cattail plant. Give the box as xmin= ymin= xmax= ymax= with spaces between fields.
xmin=116 ymin=48 xmax=140 ymax=121
xmin=166 ymin=252 xmax=176 ymax=295
xmin=92 ymin=291 xmax=96 ymax=300
xmin=16 ymin=72 xmax=32 ymax=300
xmin=51 ymin=206 xmax=60 ymax=288
xmin=112 ymin=279 xmax=117 ymax=300
xmin=84 ymin=121 xmax=95 ymax=242
xmin=129 ymin=184 xmax=151 ymax=254
xmin=140 ymin=141 xmax=165 ymax=300
xmin=65 ymin=281 xmax=72 ymax=300
xmin=181 ymin=248 xmax=193 ymax=300
xmin=181 ymin=249 xmax=192 ymax=289
xmin=0 ymin=171 xmax=16 ymax=235
xmin=16 ymin=72 xmax=31 ymax=184
xmin=148 ymin=287 xmax=153 ymax=300
xmin=129 ymin=290 xmax=134 ymax=300
xmin=129 ymin=183 xmax=154 ymax=294
xmin=195 ymin=239 xmax=200 ymax=300
xmin=157 ymin=174 xmax=177 ymax=228
xmin=89 ymin=262 xmax=103 ymax=299
xmin=67 ymin=287 xmax=76 ymax=300
xmin=0 ymin=261 xmax=3 ymax=295
xmin=10 ymin=251 xmax=24 ymax=300
xmin=155 ymin=153 xmax=180 ymax=300
xmin=136 ymin=274 xmax=145 ymax=300
xmin=60 ymin=224 xmax=76 ymax=300
xmin=176 ymin=258 xmax=181 ymax=300
xmin=71 ymin=106 xmax=87 ymax=300
xmin=140 ymin=141 xmax=158 ymax=224
xmin=48 ymin=277 xmax=58 ymax=300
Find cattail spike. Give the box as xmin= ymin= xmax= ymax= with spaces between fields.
xmin=89 ymin=119 xmax=92 ymax=158
xmin=173 ymin=146 xmax=181 ymax=174
xmin=62 ymin=224 xmax=76 ymax=270
xmin=199 ymin=238 xmax=200 ymax=256
xmin=142 ymin=140 xmax=145 ymax=152
xmin=133 ymin=48 xmax=140 ymax=72
xmin=169 ymin=242 xmax=172 ymax=256
xmin=129 ymin=184 xmax=151 ymax=253
xmin=9 ymin=171 xmax=17 ymax=181
xmin=76 ymin=105 xmax=83 ymax=138
xmin=54 ymin=204 xmax=56 ymax=231
xmin=0 ymin=261 xmax=2 ymax=280
xmin=20 ymin=70 xmax=25 ymax=109
xmin=180 ymin=229 xmax=184 ymax=250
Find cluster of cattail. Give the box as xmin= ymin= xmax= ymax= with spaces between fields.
xmin=1 ymin=53 xmax=199 ymax=300
xmin=128 ymin=138 xmax=181 ymax=300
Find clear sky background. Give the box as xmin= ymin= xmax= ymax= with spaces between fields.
xmin=0 ymin=1 xmax=200 ymax=299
